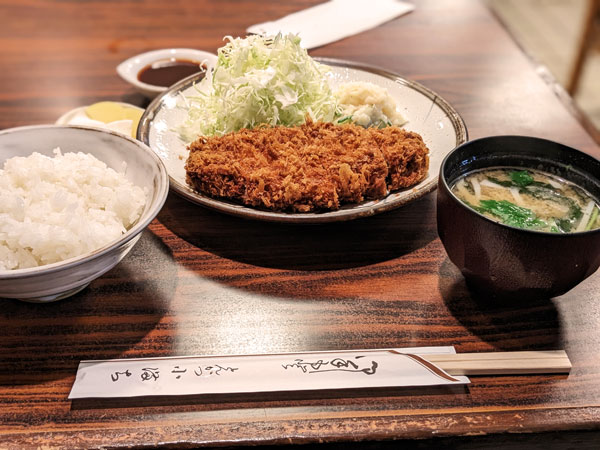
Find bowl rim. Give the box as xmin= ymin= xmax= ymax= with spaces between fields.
xmin=116 ymin=48 xmax=218 ymax=93
xmin=439 ymin=134 xmax=600 ymax=237
xmin=0 ymin=124 xmax=170 ymax=278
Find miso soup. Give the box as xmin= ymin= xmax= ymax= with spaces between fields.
xmin=451 ymin=167 xmax=600 ymax=233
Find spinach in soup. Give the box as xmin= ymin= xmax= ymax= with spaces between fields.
xmin=451 ymin=167 xmax=600 ymax=233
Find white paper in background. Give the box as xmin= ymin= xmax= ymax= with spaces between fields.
xmin=246 ymin=0 xmax=415 ymax=49
xmin=68 ymin=347 xmax=469 ymax=399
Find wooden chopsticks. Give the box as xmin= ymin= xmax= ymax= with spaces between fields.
xmin=418 ymin=350 xmax=571 ymax=376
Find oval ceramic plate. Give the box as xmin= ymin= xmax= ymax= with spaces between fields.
xmin=138 ymin=58 xmax=468 ymax=223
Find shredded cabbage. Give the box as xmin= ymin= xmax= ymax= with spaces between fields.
xmin=179 ymin=34 xmax=337 ymax=141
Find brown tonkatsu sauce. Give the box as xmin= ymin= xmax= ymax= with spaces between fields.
xmin=137 ymin=59 xmax=204 ymax=87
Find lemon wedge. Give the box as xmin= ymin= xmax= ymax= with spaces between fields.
xmin=85 ymin=102 xmax=143 ymax=138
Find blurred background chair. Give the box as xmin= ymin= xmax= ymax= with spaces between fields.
xmin=489 ymin=0 xmax=600 ymax=135
xmin=568 ymin=0 xmax=599 ymax=95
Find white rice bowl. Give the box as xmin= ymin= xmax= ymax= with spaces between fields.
xmin=0 ymin=125 xmax=169 ymax=302
xmin=0 ymin=149 xmax=147 ymax=270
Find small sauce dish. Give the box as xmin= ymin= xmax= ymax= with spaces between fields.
xmin=116 ymin=48 xmax=218 ymax=98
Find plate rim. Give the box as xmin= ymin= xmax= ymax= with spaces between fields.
xmin=138 ymin=58 xmax=468 ymax=223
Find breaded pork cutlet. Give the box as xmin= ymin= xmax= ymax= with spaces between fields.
xmin=369 ymin=127 xmax=430 ymax=190
xmin=185 ymin=120 xmax=429 ymax=212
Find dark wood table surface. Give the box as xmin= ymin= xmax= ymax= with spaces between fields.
xmin=1 ymin=0 xmax=600 ymax=448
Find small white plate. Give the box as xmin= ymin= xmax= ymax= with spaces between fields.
xmin=117 ymin=48 xmax=218 ymax=98
xmin=138 ymin=58 xmax=468 ymax=223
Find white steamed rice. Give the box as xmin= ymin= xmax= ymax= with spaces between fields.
xmin=0 ymin=148 xmax=147 ymax=270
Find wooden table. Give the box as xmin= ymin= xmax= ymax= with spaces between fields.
xmin=1 ymin=0 xmax=600 ymax=448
